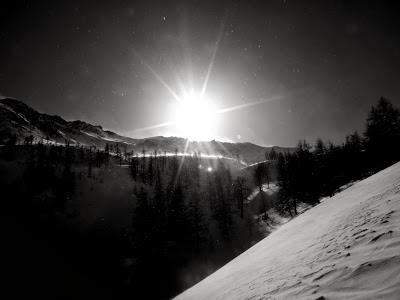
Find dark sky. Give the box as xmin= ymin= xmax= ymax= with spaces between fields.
xmin=1 ymin=0 xmax=400 ymax=146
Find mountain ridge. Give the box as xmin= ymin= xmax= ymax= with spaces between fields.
xmin=0 ymin=98 xmax=293 ymax=163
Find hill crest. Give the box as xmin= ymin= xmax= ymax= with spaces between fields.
xmin=0 ymin=98 xmax=293 ymax=163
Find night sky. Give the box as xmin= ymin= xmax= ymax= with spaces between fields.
xmin=1 ymin=0 xmax=400 ymax=146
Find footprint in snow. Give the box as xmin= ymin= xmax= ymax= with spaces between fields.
xmin=370 ymin=230 xmax=393 ymax=242
xmin=313 ymin=269 xmax=336 ymax=281
xmin=352 ymin=228 xmax=368 ymax=236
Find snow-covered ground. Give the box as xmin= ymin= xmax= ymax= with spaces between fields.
xmin=247 ymin=183 xmax=279 ymax=203
xmin=175 ymin=162 xmax=400 ymax=300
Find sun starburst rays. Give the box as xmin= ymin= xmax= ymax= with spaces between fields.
xmin=173 ymin=139 xmax=190 ymax=187
xmin=131 ymin=15 xmax=287 ymax=144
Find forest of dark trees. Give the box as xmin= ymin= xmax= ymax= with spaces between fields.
xmin=1 ymin=97 xmax=400 ymax=300
xmin=127 ymin=150 xmax=262 ymax=299
xmin=1 ymin=137 xmax=261 ymax=299
xmin=273 ymin=97 xmax=400 ymax=216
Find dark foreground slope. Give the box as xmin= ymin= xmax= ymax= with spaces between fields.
xmin=0 ymin=145 xmax=270 ymax=299
xmin=176 ymin=162 xmax=400 ymax=300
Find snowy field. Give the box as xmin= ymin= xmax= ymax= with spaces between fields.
xmin=175 ymin=162 xmax=400 ymax=300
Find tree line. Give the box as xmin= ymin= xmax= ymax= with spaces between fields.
xmin=126 ymin=151 xmax=260 ymax=298
xmin=2 ymin=140 xmax=260 ymax=299
xmin=274 ymin=97 xmax=400 ymax=216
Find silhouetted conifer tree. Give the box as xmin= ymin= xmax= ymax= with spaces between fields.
xmin=233 ymin=176 xmax=249 ymax=219
xmin=365 ymin=97 xmax=400 ymax=169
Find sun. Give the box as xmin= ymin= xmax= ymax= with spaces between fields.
xmin=172 ymin=92 xmax=218 ymax=141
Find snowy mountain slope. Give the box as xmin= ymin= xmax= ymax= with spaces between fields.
xmin=0 ymin=98 xmax=138 ymax=147
xmin=0 ymin=98 xmax=293 ymax=163
xmin=175 ymin=162 xmax=400 ymax=300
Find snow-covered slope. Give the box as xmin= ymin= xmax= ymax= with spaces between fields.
xmin=176 ymin=162 xmax=400 ymax=300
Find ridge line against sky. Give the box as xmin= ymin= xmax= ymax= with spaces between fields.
xmin=1 ymin=1 xmax=400 ymax=147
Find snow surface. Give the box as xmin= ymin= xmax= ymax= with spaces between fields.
xmin=0 ymin=102 xmax=30 ymax=124
xmin=81 ymin=130 xmax=101 ymax=139
xmin=175 ymin=162 xmax=400 ymax=300
xmin=247 ymin=183 xmax=279 ymax=203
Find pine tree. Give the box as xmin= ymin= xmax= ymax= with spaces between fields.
xmin=254 ymin=163 xmax=268 ymax=191
xmin=132 ymin=187 xmax=153 ymax=256
xmin=233 ymin=176 xmax=249 ymax=219
xmin=365 ymin=97 xmax=400 ymax=169
xmin=187 ymin=189 xmax=207 ymax=251
xmin=168 ymin=182 xmax=187 ymax=245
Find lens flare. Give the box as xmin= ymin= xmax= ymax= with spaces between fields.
xmin=172 ymin=91 xmax=218 ymax=141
